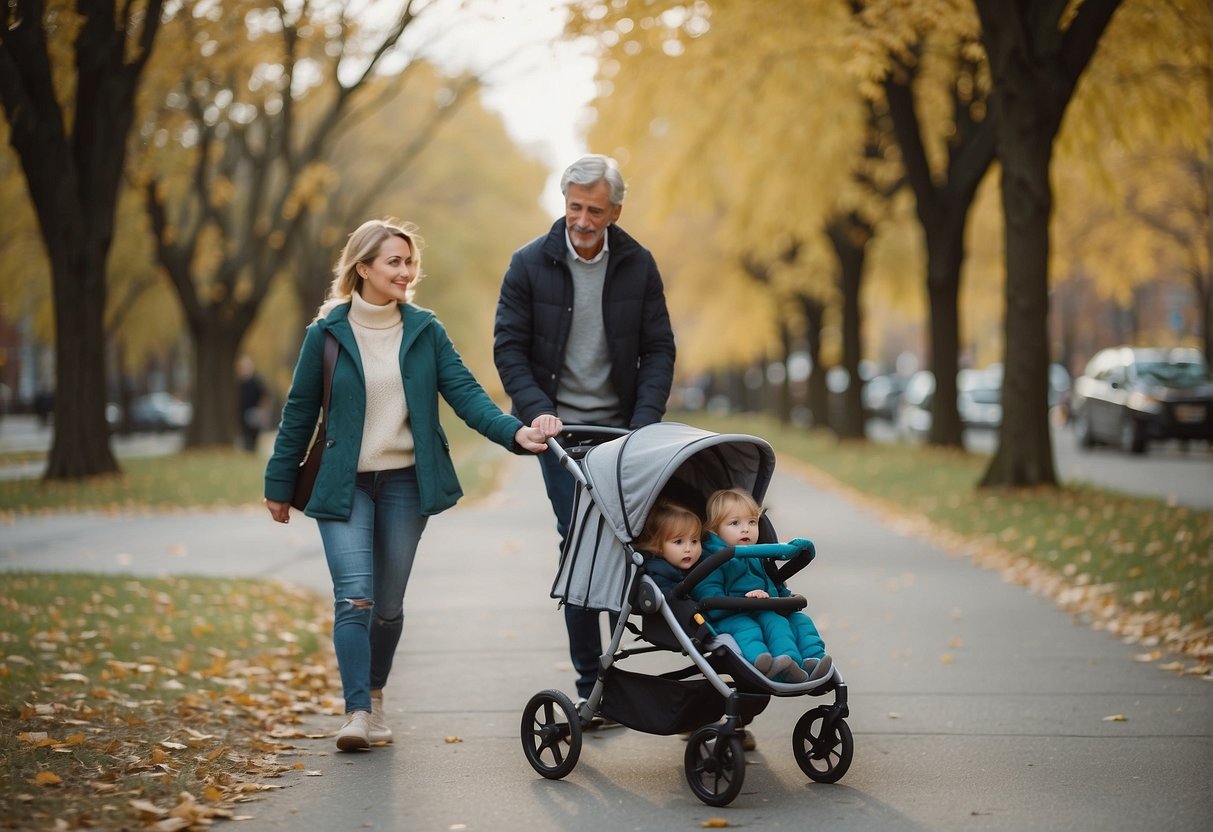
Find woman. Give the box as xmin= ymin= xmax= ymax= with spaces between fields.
xmin=264 ymin=218 xmax=560 ymax=751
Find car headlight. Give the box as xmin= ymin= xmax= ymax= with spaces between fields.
xmin=1126 ymin=392 xmax=1162 ymax=414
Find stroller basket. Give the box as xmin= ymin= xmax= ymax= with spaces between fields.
xmin=598 ymin=666 xmax=726 ymax=735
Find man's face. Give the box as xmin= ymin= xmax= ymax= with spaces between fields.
xmin=565 ymin=180 xmax=621 ymax=259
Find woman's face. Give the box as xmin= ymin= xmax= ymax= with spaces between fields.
xmin=359 ymin=235 xmax=417 ymax=305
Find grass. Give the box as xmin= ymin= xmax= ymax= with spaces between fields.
xmin=0 ymin=404 xmax=507 ymax=516
xmin=679 ymin=411 xmax=1213 ymax=661
xmin=0 ymin=572 xmax=337 ymax=830
xmin=0 ymin=408 xmax=516 ymax=829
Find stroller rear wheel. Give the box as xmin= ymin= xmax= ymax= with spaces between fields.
xmin=792 ymin=705 xmax=853 ymax=783
xmin=521 ymin=689 xmax=582 ymax=779
xmin=683 ymin=725 xmax=746 ymax=806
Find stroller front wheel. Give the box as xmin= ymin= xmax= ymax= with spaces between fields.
xmin=521 ymin=689 xmax=583 ymax=779
xmin=793 ymin=705 xmax=853 ymax=783
xmin=684 ymin=725 xmax=746 ymax=806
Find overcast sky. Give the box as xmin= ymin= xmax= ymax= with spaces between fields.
xmin=404 ymin=0 xmax=599 ymax=216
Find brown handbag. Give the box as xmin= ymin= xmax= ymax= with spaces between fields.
xmin=290 ymin=334 xmax=338 ymax=510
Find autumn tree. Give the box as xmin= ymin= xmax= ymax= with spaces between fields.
xmin=139 ymin=0 xmax=444 ymax=448
xmin=1051 ymin=0 xmax=1211 ymax=364
xmin=975 ymin=0 xmax=1123 ymax=487
xmin=850 ymin=0 xmax=996 ymax=447
xmin=572 ymin=0 xmax=903 ymax=435
xmin=0 ymin=0 xmax=165 ymax=478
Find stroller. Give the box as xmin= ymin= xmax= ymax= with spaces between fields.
xmin=519 ymin=422 xmax=853 ymax=806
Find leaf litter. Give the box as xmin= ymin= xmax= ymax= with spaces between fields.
xmin=1 ymin=573 xmax=342 ymax=830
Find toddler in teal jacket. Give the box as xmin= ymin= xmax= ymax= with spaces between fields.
xmin=691 ymin=488 xmax=832 ymax=684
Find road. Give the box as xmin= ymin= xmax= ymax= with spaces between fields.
xmin=3 ymin=414 xmax=1208 ymax=506
xmin=867 ymin=418 xmax=1212 ymax=510
xmin=2 ymin=453 xmax=1209 ymax=831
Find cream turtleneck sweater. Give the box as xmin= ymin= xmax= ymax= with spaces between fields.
xmin=348 ymin=292 xmax=415 ymax=472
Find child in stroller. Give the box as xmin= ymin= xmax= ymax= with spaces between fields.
xmin=695 ymin=487 xmax=834 ymax=685
xmin=520 ymin=423 xmax=853 ymax=806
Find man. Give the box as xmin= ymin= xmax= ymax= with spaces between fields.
xmin=494 ymin=154 xmax=676 ymax=704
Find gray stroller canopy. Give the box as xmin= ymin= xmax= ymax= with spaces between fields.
xmin=552 ymin=422 xmax=777 ymax=612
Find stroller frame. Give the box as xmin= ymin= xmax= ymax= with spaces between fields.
xmin=519 ymin=424 xmax=854 ymax=806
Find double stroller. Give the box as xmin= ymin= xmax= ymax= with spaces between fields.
xmin=519 ymin=422 xmax=853 ymax=806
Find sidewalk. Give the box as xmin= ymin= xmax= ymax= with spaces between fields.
xmin=2 ymin=455 xmax=1210 ymax=831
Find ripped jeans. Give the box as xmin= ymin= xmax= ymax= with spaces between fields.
xmin=317 ymin=467 xmax=427 ymax=714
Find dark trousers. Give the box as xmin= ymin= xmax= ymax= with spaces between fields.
xmin=538 ymin=449 xmax=618 ymax=700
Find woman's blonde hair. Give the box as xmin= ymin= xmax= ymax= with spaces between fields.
xmin=316 ymin=217 xmax=423 ymax=320
xmin=637 ymin=502 xmax=701 ymax=555
xmin=704 ymin=487 xmax=763 ymax=536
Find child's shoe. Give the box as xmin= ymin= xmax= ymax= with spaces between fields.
xmin=753 ymin=653 xmax=774 ymax=676
xmin=806 ymin=654 xmax=833 ymax=682
xmin=335 ymin=711 xmax=371 ymax=751
xmin=368 ymin=692 xmax=393 ymax=744
xmin=777 ymin=663 xmax=810 ymax=684
xmin=765 ymin=654 xmax=795 ymax=680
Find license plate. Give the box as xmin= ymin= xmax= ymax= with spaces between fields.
xmin=1174 ymin=404 xmax=1206 ymax=423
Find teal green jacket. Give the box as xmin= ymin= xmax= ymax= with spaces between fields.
xmin=265 ymin=302 xmax=527 ymax=519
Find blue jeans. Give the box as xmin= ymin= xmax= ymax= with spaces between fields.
xmin=539 ymin=450 xmax=617 ymax=700
xmin=317 ymin=467 xmax=427 ymax=713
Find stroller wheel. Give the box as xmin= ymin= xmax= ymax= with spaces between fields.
xmin=792 ymin=705 xmax=853 ymax=783
xmin=520 ymin=689 xmax=582 ymax=780
xmin=683 ymin=725 xmax=746 ymax=807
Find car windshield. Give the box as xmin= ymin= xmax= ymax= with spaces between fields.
xmin=1135 ymin=360 xmax=1211 ymax=387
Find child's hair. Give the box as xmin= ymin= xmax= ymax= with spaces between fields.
xmin=637 ymin=501 xmax=701 ymax=555
xmin=705 ymin=487 xmax=763 ymax=535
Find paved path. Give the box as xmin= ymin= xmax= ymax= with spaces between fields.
xmin=2 ymin=456 xmax=1210 ymax=831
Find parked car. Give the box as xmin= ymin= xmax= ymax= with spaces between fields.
xmin=1070 ymin=346 xmax=1213 ymax=453
xmin=862 ymin=373 xmax=906 ymax=422
xmin=958 ymin=366 xmax=1003 ymax=429
xmin=129 ymin=392 xmax=192 ymax=432
xmin=895 ymin=370 xmax=935 ymax=439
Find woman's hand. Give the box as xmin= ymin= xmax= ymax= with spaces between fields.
xmin=745 ymin=589 xmax=770 ymax=599
xmin=514 ymin=414 xmax=563 ymax=453
xmin=265 ymin=498 xmax=291 ymax=523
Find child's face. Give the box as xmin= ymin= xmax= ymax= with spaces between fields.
xmin=716 ymin=510 xmax=760 ymax=547
xmin=660 ymin=530 xmax=702 ymax=570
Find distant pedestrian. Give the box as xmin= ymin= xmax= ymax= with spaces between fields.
xmin=236 ymin=356 xmax=267 ymax=452
xmin=263 ymin=218 xmax=561 ymax=752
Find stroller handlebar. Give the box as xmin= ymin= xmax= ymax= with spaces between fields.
xmin=694 ymin=594 xmax=808 ymax=614
xmin=544 ymin=424 xmax=630 ymax=490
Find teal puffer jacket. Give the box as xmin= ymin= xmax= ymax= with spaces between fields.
xmin=265 ymin=302 xmax=525 ymax=519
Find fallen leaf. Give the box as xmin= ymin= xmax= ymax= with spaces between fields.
xmin=939 ymin=654 xmax=954 ymax=664
xmin=1102 ymin=714 xmax=1128 ymax=722
xmin=34 ymin=771 xmax=63 ymax=786
xmin=130 ymin=799 xmax=167 ymax=816
xmin=702 ymin=820 xmax=730 ymax=828
xmin=887 ymin=712 xmax=901 ymax=719
xmin=444 ymin=736 xmax=463 ymax=744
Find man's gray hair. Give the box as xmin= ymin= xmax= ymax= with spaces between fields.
xmin=560 ymin=154 xmax=627 ymax=205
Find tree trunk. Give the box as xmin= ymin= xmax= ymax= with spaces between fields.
xmin=186 ymin=319 xmax=250 ymax=447
xmin=0 ymin=1 xmax=164 ymax=478
xmin=798 ymin=293 xmax=829 ymax=430
xmin=775 ymin=320 xmax=793 ymax=425
xmin=980 ymin=122 xmax=1056 ymax=486
xmin=45 ymin=248 xmax=117 ymax=478
xmin=826 ymin=213 xmax=871 ymax=440
xmin=975 ymin=0 xmax=1122 ymax=487
xmin=882 ymin=66 xmax=995 ymax=449
xmin=925 ymin=219 xmax=966 ymax=448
